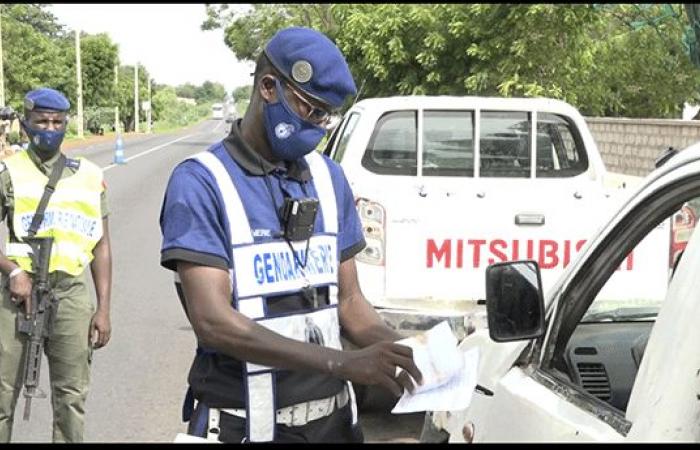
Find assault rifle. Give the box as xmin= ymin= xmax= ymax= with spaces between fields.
xmin=16 ymin=236 xmax=58 ymax=421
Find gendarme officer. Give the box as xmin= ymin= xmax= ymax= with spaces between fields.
xmin=0 ymin=88 xmax=112 ymax=442
xmin=160 ymin=27 xmax=423 ymax=443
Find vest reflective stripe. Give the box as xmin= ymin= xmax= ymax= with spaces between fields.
xmin=347 ymin=381 xmax=358 ymax=424
xmin=7 ymin=241 xmax=91 ymax=266
xmin=13 ymin=185 xmax=102 ymax=204
xmin=187 ymin=150 xmax=347 ymax=442
xmin=4 ymin=151 xmax=103 ymax=275
xmin=192 ymin=151 xmax=253 ymax=245
xmin=237 ymin=297 xmax=265 ymax=320
xmin=328 ymin=285 xmax=338 ymax=306
xmin=246 ymin=373 xmax=275 ymax=442
xmin=304 ymin=151 xmax=337 ymax=234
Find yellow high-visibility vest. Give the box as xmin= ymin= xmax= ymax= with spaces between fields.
xmin=4 ymin=151 xmax=104 ymax=276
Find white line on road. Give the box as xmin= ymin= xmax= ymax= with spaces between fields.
xmin=213 ymin=119 xmax=225 ymax=133
xmin=102 ymin=133 xmax=195 ymax=171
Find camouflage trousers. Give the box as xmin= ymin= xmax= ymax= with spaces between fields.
xmin=0 ymin=270 xmax=94 ymax=443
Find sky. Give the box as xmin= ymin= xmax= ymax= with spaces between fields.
xmin=49 ymin=4 xmax=255 ymax=94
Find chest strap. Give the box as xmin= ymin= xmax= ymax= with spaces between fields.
xmin=27 ymin=154 xmax=66 ymax=239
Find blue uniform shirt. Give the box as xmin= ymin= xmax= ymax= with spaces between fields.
xmin=160 ymin=120 xmax=365 ymax=272
xmin=159 ymin=120 xmax=366 ymax=408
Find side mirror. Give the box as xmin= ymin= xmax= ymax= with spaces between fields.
xmin=485 ymin=260 xmax=546 ymax=343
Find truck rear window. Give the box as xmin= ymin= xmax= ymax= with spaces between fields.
xmin=536 ymin=113 xmax=588 ymax=178
xmin=480 ymin=111 xmax=531 ymax=178
xmin=423 ymin=110 xmax=474 ymax=177
xmin=361 ymin=108 xmax=588 ymax=179
xmin=362 ymin=111 xmax=417 ymax=176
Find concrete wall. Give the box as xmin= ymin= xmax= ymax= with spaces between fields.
xmin=585 ymin=117 xmax=700 ymax=176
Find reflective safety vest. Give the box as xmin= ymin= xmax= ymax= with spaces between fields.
xmin=4 ymin=151 xmax=103 ymax=276
xmin=186 ymin=150 xmax=358 ymax=442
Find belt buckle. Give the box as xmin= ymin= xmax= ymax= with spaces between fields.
xmin=291 ymin=402 xmax=309 ymax=427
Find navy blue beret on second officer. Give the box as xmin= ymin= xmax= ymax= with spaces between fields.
xmin=264 ymin=27 xmax=357 ymax=108
xmin=24 ymin=87 xmax=71 ymax=112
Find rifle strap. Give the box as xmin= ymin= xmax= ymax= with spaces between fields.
xmin=27 ymin=154 xmax=66 ymax=239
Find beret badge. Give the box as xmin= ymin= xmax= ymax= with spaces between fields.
xmin=291 ymin=60 xmax=313 ymax=84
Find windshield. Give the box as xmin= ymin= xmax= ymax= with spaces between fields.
xmin=582 ymin=301 xmax=661 ymax=323
xmin=582 ymin=198 xmax=700 ymax=323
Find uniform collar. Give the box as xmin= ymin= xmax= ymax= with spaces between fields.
xmin=26 ymin=147 xmax=63 ymax=176
xmin=222 ymin=119 xmax=311 ymax=182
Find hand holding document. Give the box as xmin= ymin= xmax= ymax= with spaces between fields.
xmin=391 ymin=321 xmax=479 ymax=414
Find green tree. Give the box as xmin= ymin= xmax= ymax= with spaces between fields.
xmin=0 ymin=4 xmax=70 ymax=111
xmin=80 ymin=33 xmax=119 ymax=108
xmin=194 ymin=80 xmax=226 ymax=104
xmin=152 ymin=85 xmax=209 ymax=128
xmin=2 ymin=3 xmax=64 ymax=38
xmin=232 ymin=85 xmax=252 ymax=103
xmin=152 ymin=85 xmax=181 ymax=123
xmin=204 ymin=3 xmax=700 ymax=119
xmin=203 ymin=3 xmax=336 ymax=60
xmin=175 ymin=83 xmax=197 ymax=99
xmin=115 ymin=65 xmax=150 ymax=132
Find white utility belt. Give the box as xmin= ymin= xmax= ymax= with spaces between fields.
xmin=216 ymin=387 xmax=349 ymax=428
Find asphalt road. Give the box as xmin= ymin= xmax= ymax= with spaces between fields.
xmin=7 ymin=119 xmax=424 ymax=443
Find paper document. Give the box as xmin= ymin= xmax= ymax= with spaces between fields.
xmin=173 ymin=433 xmax=220 ymax=443
xmin=391 ymin=321 xmax=479 ymax=414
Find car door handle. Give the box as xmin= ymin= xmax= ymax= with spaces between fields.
xmin=515 ymin=213 xmax=545 ymax=226
xmin=416 ymin=185 xmax=427 ymax=197
xmin=475 ymin=384 xmax=494 ymax=396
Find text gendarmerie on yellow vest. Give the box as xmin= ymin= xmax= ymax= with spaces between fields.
xmin=3 ymin=150 xmax=104 ymax=275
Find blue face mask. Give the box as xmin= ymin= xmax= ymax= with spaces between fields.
xmin=263 ymin=79 xmax=326 ymax=161
xmin=21 ymin=120 xmax=66 ymax=159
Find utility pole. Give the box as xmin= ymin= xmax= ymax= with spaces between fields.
xmin=134 ymin=63 xmax=139 ymax=133
xmin=0 ymin=6 xmax=5 ymax=107
xmin=114 ymin=64 xmax=119 ymax=134
xmin=146 ymin=77 xmax=151 ymax=133
xmin=75 ymin=29 xmax=84 ymax=138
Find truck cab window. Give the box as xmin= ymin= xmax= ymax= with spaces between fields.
xmin=480 ymin=111 xmax=530 ymax=178
xmin=536 ymin=113 xmax=588 ymax=178
xmin=361 ymin=110 xmax=417 ymax=176
xmin=422 ymin=110 xmax=474 ymax=177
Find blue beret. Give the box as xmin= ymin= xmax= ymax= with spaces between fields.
xmin=24 ymin=88 xmax=70 ymax=112
xmin=264 ymin=27 xmax=356 ymax=108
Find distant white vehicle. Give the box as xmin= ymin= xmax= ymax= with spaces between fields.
xmin=211 ymin=103 xmax=224 ymax=120
xmin=224 ymin=101 xmax=237 ymax=123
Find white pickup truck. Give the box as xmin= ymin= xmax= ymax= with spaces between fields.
xmin=422 ymin=142 xmax=700 ymax=442
xmin=324 ymin=96 xmax=669 ymax=340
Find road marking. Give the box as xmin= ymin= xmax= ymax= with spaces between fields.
xmin=102 ymin=134 xmax=195 ymax=171
xmin=213 ymin=120 xmax=224 ymax=133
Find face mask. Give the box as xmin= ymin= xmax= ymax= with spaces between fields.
xmin=21 ymin=120 xmax=65 ymax=159
xmin=263 ymin=79 xmax=326 ymax=161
